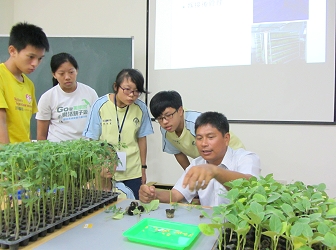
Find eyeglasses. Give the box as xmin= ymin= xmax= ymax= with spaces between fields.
xmin=155 ymin=110 xmax=177 ymax=123
xmin=119 ymin=86 xmax=141 ymax=97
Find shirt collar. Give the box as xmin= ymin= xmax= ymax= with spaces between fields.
xmin=221 ymin=146 xmax=233 ymax=170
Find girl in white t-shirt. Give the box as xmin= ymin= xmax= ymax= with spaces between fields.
xmin=36 ymin=53 xmax=98 ymax=142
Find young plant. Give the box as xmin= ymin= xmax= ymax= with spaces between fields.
xmin=199 ymin=174 xmax=336 ymax=250
xmin=167 ymin=189 xmax=179 ymax=209
xmin=0 ymin=139 xmax=120 ymax=244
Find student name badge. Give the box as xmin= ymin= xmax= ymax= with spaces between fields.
xmin=116 ymin=152 xmax=126 ymax=171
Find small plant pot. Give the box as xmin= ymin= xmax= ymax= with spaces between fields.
xmin=47 ymin=226 xmax=55 ymax=234
xmin=19 ymin=238 xmax=29 ymax=247
xmin=38 ymin=230 xmax=47 ymax=237
xmin=29 ymin=234 xmax=39 ymax=242
xmin=69 ymin=217 xmax=76 ymax=223
xmin=165 ymin=209 xmax=175 ymax=218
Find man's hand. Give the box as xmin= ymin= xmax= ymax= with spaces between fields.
xmin=139 ymin=185 xmax=156 ymax=203
xmin=182 ymin=164 xmax=217 ymax=192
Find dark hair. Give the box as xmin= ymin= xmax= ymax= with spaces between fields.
xmin=9 ymin=22 xmax=49 ymax=52
xmin=195 ymin=111 xmax=229 ymax=136
xmin=149 ymin=90 xmax=183 ymax=118
xmin=50 ymin=53 xmax=79 ymax=86
xmin=114 ymin=69 xmax=147 ymax=94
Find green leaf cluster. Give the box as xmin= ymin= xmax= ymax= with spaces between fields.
xmin=199 ymin=174 xmax=336 ymax=250
xmin=0 ymin=139 xmax=120 ymax=240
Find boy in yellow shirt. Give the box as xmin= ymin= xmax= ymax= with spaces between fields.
xmin=0 ymin=22 xmax=49 ymax=143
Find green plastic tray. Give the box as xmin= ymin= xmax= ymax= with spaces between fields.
xmin=123 ymin=218 xmax=201 ymax=249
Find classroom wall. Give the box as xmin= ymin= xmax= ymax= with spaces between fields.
xmin=0 ymin=0 xmax=13 ymax=32
xmin=2 ymin=0 xmax=336 ymax=198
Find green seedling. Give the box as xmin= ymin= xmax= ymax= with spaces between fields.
xmin=140 ymin=199 xmax=160 ymax=213
xmin=0 ymin=139 xmax=120 ymax=240
xmin=104 ymin=204 xmax=124 ymax=220
xmin=198 ymin=174 xmax=336 ymax=250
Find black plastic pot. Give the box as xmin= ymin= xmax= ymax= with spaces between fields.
xmin=165 ymin=208 xmax=175 ymax=218
xmin=0 ymin=192 xmax=119 ymax=248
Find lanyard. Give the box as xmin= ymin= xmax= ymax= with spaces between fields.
xmin=114 ymin=94 xmax=129 ymax=147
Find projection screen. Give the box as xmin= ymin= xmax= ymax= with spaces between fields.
xmin=147 ymin=0 xmax=335 ymax=123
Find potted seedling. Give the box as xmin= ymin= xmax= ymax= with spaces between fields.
xmin=199 ymin=174 xmax=336 ymax=250
xmin=0 ymin=139 xmax=120 ymax=248
xmin=166 ymin=190 xmax=177 ymax=218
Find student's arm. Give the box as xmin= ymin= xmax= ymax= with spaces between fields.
xmin=0 ymin=108 xmax=9 ymax=144
xmin=174 ymin=152 xmax=190 ymax=170
xmin=182 ymin=164 xmax=252 ymax=192
xmin=138 ymin=136 xmax=147 ymax=184
xmin=36 ymin=120 xmax=50 ymax=140
xmin=139 ymin=185 xmax=184 ymax=204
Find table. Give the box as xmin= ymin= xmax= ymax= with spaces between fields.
xmin=23 ymin=199 xmax=218 ymax=250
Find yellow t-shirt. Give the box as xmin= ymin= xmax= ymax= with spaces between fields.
xmin=228 ymin=131 xmax=245 ymax=150
xmin=0 ymin=63 xmax=38 ymax=142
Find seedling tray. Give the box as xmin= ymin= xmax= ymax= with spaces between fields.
xmin=123 ymin=218 xmax=201 ymax=250
xmin=0 ymin=192 xmax=119 ymax=249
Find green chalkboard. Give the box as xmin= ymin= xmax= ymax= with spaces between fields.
xmin=0 ymin=36 xmax=133 ymax=139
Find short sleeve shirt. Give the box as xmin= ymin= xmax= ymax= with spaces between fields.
xmin=173 ymin=147 xmax=261 ymax=207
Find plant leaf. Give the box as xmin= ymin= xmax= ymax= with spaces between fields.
xmin=322 ymin=231 xmax=336 ymax=247
xmin=226 ymin=214 xmax=239 ymax=226
xmin=70 ymin=170 xmax=77 ymax=178
xmin=112 ymin=212 xmax=124 ymax=220
xmin=325 ymin=207 xmax=336 ymax=219
xmin=291 ymin=235 xmax=307 ymax=249
xmin=301 ymin=223 xmax=313 ymax=238
xmin=252 ymin=193 xmax=267 ymax=204
xmin=249 ymin=201 xmax=264 ymax=213
xmin=267 ymin=193 xmax=281 ymax=203
xmin=198 ymin=223 xmax=220 ymax=236
xmin=290 ymin=223 xmax=303 ymax=236
xmin=296 ymin=246 xmax=313 ymax=250
xmin=247 ymin=211 xmax=264 ymax=225
xmin=140 ymin=199 xmax=159 ymax=212
xmin=301 ymin=199 xmax=311 ymax=211
xmin=315 ymin=183 xmax=326 ymax=192
xmin=262 ymin=230 xmax=277 ymax=239
xmin=269 ymin=214 xmax=282 ymax=234
xmin=132 ymin=208 xmax=141 ymax=215
xmin=317 ymin=222 xmax=330 ymax=235
xmin=226 ymin=188 xmax=239 ymax=201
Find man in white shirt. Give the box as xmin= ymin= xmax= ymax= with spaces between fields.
xmin=139 ymin=111 xmax=260 ymax=207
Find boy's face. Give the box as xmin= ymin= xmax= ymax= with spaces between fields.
xmin=9 ymin=44 xmax=46 ymax=74
xmin=156 ymin=107 xmax=183 ymax=132
xmin=195 ymin=124 xmax=229 ymax=165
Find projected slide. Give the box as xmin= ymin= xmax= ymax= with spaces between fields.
xmin=155 ymin=0 xmax=326 ymax=69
